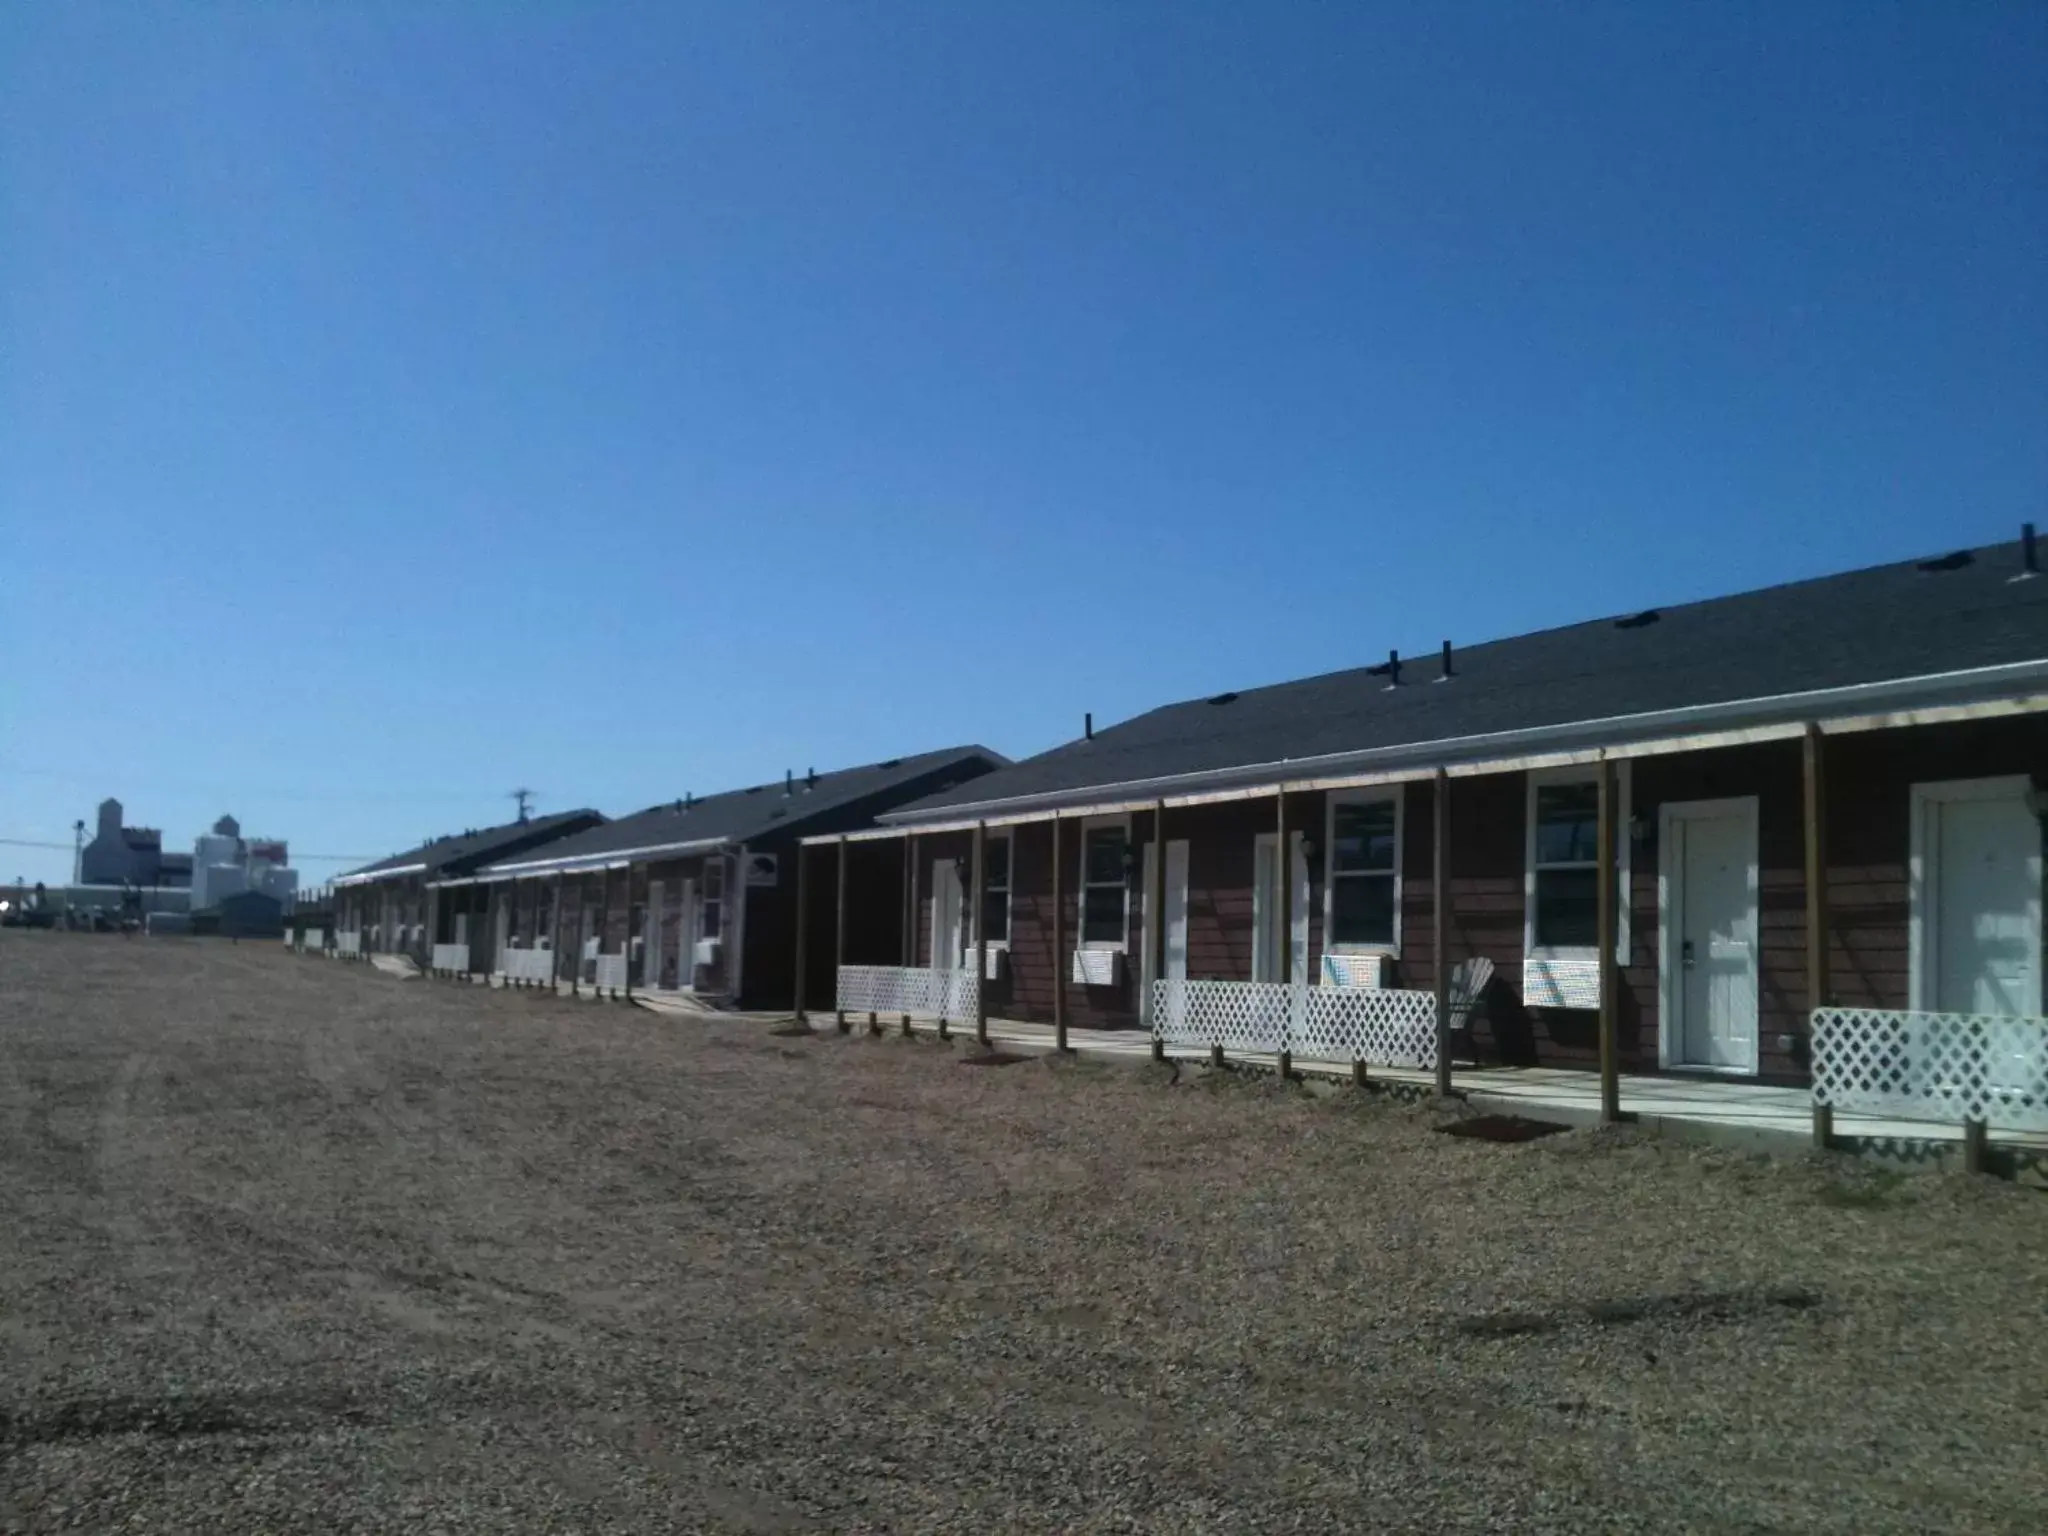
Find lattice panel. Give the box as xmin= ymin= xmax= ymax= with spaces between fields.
xmin=299 ymin=929 xmax=327 ymax=953
xmin=1151 ymin=979 xmax=1291 ymax=1052
xmin=431 ymin=943 xmax=470 ymax=973
xmin=1151 ymin=978 xmax=1439 ymax=1068
xmin=593 ymin=954 xmax=629 ymax=991
xmin=501 ymin=947 xmax=555 ymax=984
xmin=1812 ymin=1008 xmax=2048 ymax=1132
xmin=335 ymin=931 xmax=362 ymax=957
xmin=836 ymin=966 xmax=980 ymax=1021
xmin=1299 ymin=985 xmax=1437 ymax=1070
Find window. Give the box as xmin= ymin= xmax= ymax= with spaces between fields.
xmin=1081 ymin=822 xmax=1129 ymax=947
xmin=1532 ymin=781 xmax=1600 ymax=947
xmin=1524 ymin=764 xmax=1630 ymax=960
xmin=1325 ymin=789 xmax=1401 ymax=951
xmin=981 ymin=833 xmax=1011 ymax=947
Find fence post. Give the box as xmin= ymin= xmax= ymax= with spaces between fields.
xmin=1962 ymin=1117 xmax=1988 ymax=1175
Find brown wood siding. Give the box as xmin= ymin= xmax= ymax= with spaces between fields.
xmin=1826 ymin=713 xmax=2048 ymax=1012
xmin=833 ymin=712 xmax=2044 ymax=1078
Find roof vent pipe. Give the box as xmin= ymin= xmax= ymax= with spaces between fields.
xmin=1383 ymin=649 xmax=1401 ymax=690
xmin=784 ymin=769 xmax=794 ymax=797
xmin=805 ymin=767 xmax=817 ymax=789
xmin=1438 ymin=640 xmax=1453 ymax=682
xmin=2019 ymin=522 xmax=2040 ymax=581
xmin=1084 ymin=712 xmax=1094 ymax=741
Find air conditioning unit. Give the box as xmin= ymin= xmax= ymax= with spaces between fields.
xmin=971 ymin=947 xmax=1007 ymax=982
xmin=693 ymin=937 xmax=721 ymax=967
xmin=1321 ymin=953 xmax=1389 ymax=989
xmin=1071 ymin=949 xmax=1120 ymax=987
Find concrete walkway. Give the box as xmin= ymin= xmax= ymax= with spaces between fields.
xmin=798 ymin=1008 xmax=2048 ymax=1166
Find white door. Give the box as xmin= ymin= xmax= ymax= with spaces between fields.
xmin=1252 ymin=832 xmax=1310 ymax=983
xmin=1660 ymin=799 xmax=1760 ymax=1072
xmin=1914 ymin=778 xmax=2043 ymax=1017
xmin=1142 ymin=840 xmax=1190 ymax=1027
xmin=931 ymin=859 xmax=966 ymax=971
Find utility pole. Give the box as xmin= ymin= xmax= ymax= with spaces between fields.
xmin=72 ymin=820 xmax=85 ymax=884
xmin=510 ymin=788 xmax=535 ymax=823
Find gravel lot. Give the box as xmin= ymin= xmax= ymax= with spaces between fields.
xmin=2 ymin=931 xmax=2044 ymax=1533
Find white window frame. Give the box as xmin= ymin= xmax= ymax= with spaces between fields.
xmin=978 ymin=829 xmax=1013 ymax=951
xmin=1523 ymin=762 xmax=1631 ymax=969
xmin=1908 ymin=775 xmax=2044 ymax=1015
xmin=1078 ymin=815 xmax=1132 ymax=952
xmin=1322 ymin=785 xmax=1404 ymax=957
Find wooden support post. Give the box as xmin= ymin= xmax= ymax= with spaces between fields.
xmin=622 ymin=874 xmax=635 ymax=1002
xmin=1962 ymin=1117 xmax=1988 ymax=1175
xmin=1150 ymin=799 xmax=1168 ymax=1054
xmin=551 ymin=873 xmax=565 ymax=995
xmin=1052 ymin=815 xmax=1072 ymax=1056
xmin=902 ymin=835 xmax=914 ymax=968
xmin=1434 ymin=767 xmax=1452 ymax=1097
xmin=1596 ymin=758 xmax=1621 ymax=1123
xmin=1353 ymin=1058 xmax=1368 ymax=1087
xmin=1803 ymin=723 xmax=1834 ymax=1150
xmin=1275 ymin=786 xmax=1289 ymax=988
xmin=1210 ymin=1042 xmax=1225 ymax=1070
xmin=972 ymin=822 xmax=989 ymax=1046
xmin=835 ymin=835 xmax=849 ymax=1032
xmin=793 ymin=842 xmax=810 ymax=1023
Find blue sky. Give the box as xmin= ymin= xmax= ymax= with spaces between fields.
xmin=3 ymin=2 xmax=2044 ymax=887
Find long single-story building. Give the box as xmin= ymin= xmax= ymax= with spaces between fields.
xmin=331 ymin=809 xmax=606 ymax=964
xmin=442 ymin=745 xmax=1006 ymax=1009
xmin=801 ymin=532 xmax=2048 ymax=1130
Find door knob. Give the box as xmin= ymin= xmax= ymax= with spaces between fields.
xmin=1681 ymin=939 xmax=1696 ymax=969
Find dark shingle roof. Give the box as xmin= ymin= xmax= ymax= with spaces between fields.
xmin=476 ymin=745 xmax=1007 ymax=874
xmin=890 ymin=537 xmax=2048 ymax=821
xmin=341 ymin=808 xmax=605 ymax=882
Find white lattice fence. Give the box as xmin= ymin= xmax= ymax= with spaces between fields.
xmin=299 ymin=929 xmax=327 ymax=954
xmin=1299 ymin=985 xmax=1437 ymax=1069
xmin=593 ymin=954 xmax=629 ymax=991
xmin=1152 ymin=979 xmax=1439 ymax=1068
xmin=1151 ymin=979 xmax=1291 ymax=1053
xmin=836 ymin=966 xmax=980 ymax=1020
xmin=430 ymin=943 xmax=470 ymax=974
xmin=1812 ymin=1007 xmax=2048 ymax=1133
xmin=501 ymin=947 xmax=555 ymax=985
xmin=335 ymin=930 xmax=362 ymax=958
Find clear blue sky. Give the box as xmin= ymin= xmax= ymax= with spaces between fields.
xmin=3 ymin=2 xmax=2044 ymax=887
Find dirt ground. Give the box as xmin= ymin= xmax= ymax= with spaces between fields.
xmin=2 ymin=932 xmax=2044 ymax=1533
